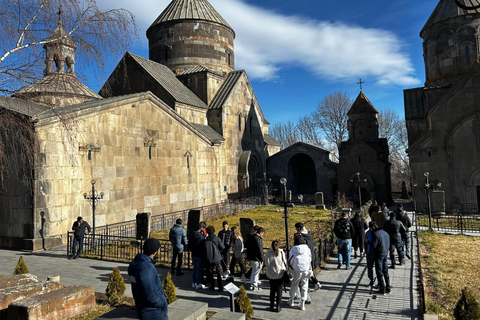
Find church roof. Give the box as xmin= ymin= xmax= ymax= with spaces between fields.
xmin=347 ymin=91 xmax=379 ymax=115
xmin=46 ymin=21 xmax=75 ymax=47
xmin=0 ymin=96 xmax=49 ymax=117
xmin=190 ymin=123 xmax=225 ymax=144
xmin=148 ymin=0 xmax=233 ymax=32
xmin=128 ymin=53 xmax=208 ymax=109
xmin=177 ymin=65 xmax=215 ymax=76
xmin=422 ymin=0 xmax=480 ymax=34
xmin=209 ymin=70 xmax=244 ymax=109
xmin=264 ymin=133 xmax=282 ymax=146
xmin=14 ymin=73 xmax=101 ymax=100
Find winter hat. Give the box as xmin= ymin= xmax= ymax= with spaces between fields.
xmin=176 ymin=218 xmax=182 ymax=225
xmin=222 ymin=221 xmax=228 ymax=226
xmin=143 ymin=238 xmax=161 ymax=255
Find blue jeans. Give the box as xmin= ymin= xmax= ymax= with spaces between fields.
xmin=375 ymin=254 xmax=390 ymax=292
xmin=72 ymin=236 xmax=84 ymax=257
xmin=337 ymin=239 xmax=352 ymax=269
xmin=192 ymin=256 xmax=204 ymax=284
xmin=401 ymin=232 xmax=411 ymax=256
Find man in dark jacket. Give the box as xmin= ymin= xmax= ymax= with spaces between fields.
xmin=69 ymin=216 xmax=91 ymax=260
xmin=246 ymin=227 xmax=265 ymax=291
xmin=189 ymin=223 xmax=206 ymax=289
xmin=383 ymin=212 xmax=406 ymax=268
xmin=128 ymin=238 xmax=168 ymax=320
xmin=334 ymin=212 xmax=355 ymax=270
xmin=204 ymin=225 xmax=224 ymax=291
xmin=169 ymin=218 xmax=188 ymax=276
xmin=395 ymin=205 xmax=412 ymax=259
xmin=295 ymin=222 xmax=321 ymax=291
xmin=370 ymin=221 xmax=391 ymax=295
xmin=218 ymin=220 xmax=232 ymax=277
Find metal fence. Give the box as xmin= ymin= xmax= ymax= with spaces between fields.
xmin=415 ymin=213 xmax=480 ymax=234
xmin=415 ymin=203 xmax=479 ymax=215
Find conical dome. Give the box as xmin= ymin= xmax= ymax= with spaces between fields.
xmin=422 ymin=0 xmax=480 ymax=34
xmin=147 ymin=0 xmax=235 ymax=76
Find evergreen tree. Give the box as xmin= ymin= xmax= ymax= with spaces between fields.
xmin=13 ymin=256 xmax=29 ymax=275
xmin=236 ymin=285 xmax=254 ymax=320
xmin=162 ymin=272 xmax=178 ymax=304
xmin=105 ymin=267 xmax=126 ymax=305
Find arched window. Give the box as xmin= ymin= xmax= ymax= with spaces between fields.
xmin=238 ymin=114 xmax=242 ymax=131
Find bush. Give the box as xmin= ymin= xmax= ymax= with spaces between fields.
xmin=13 ymin=256 xmax=28 ymax=275
xmin=335 ymin=192 xmax=352 ymax=210
xmin=454 ymin=287 xmax=480 ymax=320
xmin=162 ymin=272 xmax=177 ymax=304
xmin=236 ymin=285 xmax=253 ymax=320
xmin=105 ymin=268 xmax=126 ymax=305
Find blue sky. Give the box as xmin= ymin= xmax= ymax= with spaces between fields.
xmin=96 ymin=0 xmax=439 ymax=125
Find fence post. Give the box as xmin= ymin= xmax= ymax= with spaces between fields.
xmin=461 ymin=202 xmax=464 ymax=215
xmin=100 ymin=234 xmax=104 ymax=259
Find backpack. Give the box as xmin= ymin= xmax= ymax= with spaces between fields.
xmin=339 ymin=219 xmax=351 ymax=235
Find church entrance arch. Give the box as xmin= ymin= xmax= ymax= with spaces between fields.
xmin=238 ymin=151 xmax=263 ymax=198
xmin=287 ymin=153 xmax=316 ymax=196
xmin=247 ymin=155 xmax=262 ymax=197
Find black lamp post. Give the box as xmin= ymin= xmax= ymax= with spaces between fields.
xmin=83 ymin=179 xmax=104 ymax=236
xmin=351 ymin=172 xmax=367 ymax=208
xmin=414 ymin=172 xmax=441 ymax=231
xmin=280 ymin=177 xmax=290 ymax=256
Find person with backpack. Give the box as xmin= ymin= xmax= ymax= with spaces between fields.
xmin=333 ymin=212 xmax=355 ymax=270
xmin=204 ymin=226 xmax=224 ymax=292
xmin=189 ymin=223 xmax=206 ymax=290
xmin=395 ymin=205 xmax=412 ymax=259
xmin=351 ymin=212 xmax=368 ymax=259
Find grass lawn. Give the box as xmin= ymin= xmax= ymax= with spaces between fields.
xmin=152 ymin=204 xmax=334 ymax=248
xmin=419 ymin=231 xmax=480 ymax=320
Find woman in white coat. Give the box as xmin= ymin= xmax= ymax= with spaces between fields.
xmin=265 ymin=240 xmax=287 ymax=312
xmin=288 ymin=234 xmax=312 ymax=311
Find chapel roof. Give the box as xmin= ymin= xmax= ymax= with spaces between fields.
xmin=209 ymin=70 xmax=244 ymax=109
xmin=128 ymin=53 xmax=208 ymax=109
xmin=347 ymin=91 xmax=379 ymax=115
xmin=263 ymin=133 xmax=282 ymax=146
xmin=148 ymin=0 xmax=233 ymax=32
xmin=0 ymin=96 xmax=49 ymax=117
xmin=422 ymin=0 xmax=480 ymax=34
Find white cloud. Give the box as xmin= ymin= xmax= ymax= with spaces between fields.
xmin=102 ymin=0 xmax=420 ymax=86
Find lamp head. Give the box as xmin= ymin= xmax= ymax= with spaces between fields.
xmin=424 ymin=172 xmax=429 ymax=177
xmin=280 ymin=177 xmax=287 ymax=185
xmin=91 ymin=179 xmax=96 ymax=185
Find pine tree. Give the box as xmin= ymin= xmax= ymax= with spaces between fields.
xmin=236 ymin=285 xmax=254 ymax=320
xmin=105 ymin=268 xmax=126 ymax=305
xmin=162 ymin=272 xmax=178 ymax=304
xmin=454 ymin=287 xmax=480 ymax=320
xmin=13 ymin=256 xmax=29 ymax=275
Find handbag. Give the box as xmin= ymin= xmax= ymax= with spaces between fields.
xmin=281 ymin=251 xmax=291 ymax=286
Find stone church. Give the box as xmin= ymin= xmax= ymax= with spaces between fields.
xmin=404 ymin=0 xmax=480 ymax=207
xmin=337 ymin=92 xmax=393 ymax=206
xmin=0 ymin=0 xmax=281 ymax=250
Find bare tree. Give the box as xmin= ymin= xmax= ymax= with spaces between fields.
xmin=296 ymin=115 xmax=325 ymax=148
xmin=0 ymin=0 xmax=138 ymax=94
xmin=269 ymin=121 xmax=299 ymax=149
xmin=312 ymin=90 xmax=352 ymax=159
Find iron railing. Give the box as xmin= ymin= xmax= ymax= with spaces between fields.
xmin=415 ymin=213 xmax=480 ymax=233
xmin=415 ymin=203 xmax=479 ymax=215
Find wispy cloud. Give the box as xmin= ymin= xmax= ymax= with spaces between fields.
xmin=103 ymin=0 xmax=420 ymax=86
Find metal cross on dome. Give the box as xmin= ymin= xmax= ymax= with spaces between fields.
xmin=455 ymin=0 xmax=480 ymax=10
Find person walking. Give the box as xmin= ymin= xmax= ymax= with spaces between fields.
xmin=229 ymin=226 xmax=247 ymax=285
xmin=351 ymin=212 xmax=368 ymax=259
xmin=69 ymin=216 xmax=91 ymax=260
xmin=288 ymin=234 xmax=312 ymax=311
xmin=370 ymin=221 xmax=391 ymax=295
xmin=218 ymin=221 xmax=232 ymax=279
xmin=381 ymin=203 xmax=390 ymax=220
xmin=265 ymin=240 xmax=287 ymax=312
xmin=128 ymin=238 xmax=168 ymax=320
xmin=395 ymin=205 xmax=412 ymax=259
xmin=189 ymin=223 xmax=206 ymax=289
xmin=204 ymin=226 xmax=224 ymax=292
xmin=333 ymin=212 xmax=355 ymax=269
xmin=383 ymin=212 xmax=406 ymax=268
xmin=371 ymin=207 xmax=386 ymax=229
xmin=246 ymin=226 xmax=265 ymax=291
xmin=365 ymin=226 xmax=376 ymax=287
xmin=294 ymin=222 xmax=321 ymax=291
xmin=169 ymin=218 xmax=187 ymax=276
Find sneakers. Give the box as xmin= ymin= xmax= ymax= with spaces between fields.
xmin=192 ymin=282 xmax=196 ymax=288
xmin=406 ymin=254 xmax=412 ymax=259
xmin=288 ymin=298 xmax=295 ymax=307
xmin=354 ymin=252 xmax=358 ymax=259
xmin=401 ymin=260 xmax=406 ymax=265
xmin=299 ymin=300 xmax=305 ymax=311
xmin=376 ymin=289 xmax=386 ymax=295
xmin=386 ymin=287 xmax=391 ymax=294
xmin=309 ymin=282 xmax=322 ymax=292
xmin=253 ymin=286 xmax=262 ymax=291
xmin=369 ymin=277 xmax=376 ymax=287
xmin=337 ymin=263 xmax=342 ymax=269
xmin=196 ymin=283 xmax=206 ymax=289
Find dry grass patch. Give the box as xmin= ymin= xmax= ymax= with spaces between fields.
xmin=419 ymin=231 xmax=480 ymax=320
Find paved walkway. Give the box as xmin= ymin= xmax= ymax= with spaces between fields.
xmin=0 ymin=230 xmax=421 ymax=320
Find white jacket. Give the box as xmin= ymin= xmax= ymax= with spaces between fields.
xmin=289 ymin=244 xmax=312 ymax=272
xmin=265 ymin=248 xmax=287 ymax=280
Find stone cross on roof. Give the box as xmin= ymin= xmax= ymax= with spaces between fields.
xmin=357 ymin=79 xmax=364 ymax=91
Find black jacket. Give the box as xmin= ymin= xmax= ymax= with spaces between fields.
xmin=383 ymin=218 xmax=406 ymax=241
xmin=72 ymin=221 xmax=91 ymax=237
xmin=396 ymin=211 xmax=412 ymax=231
xmin=218 ymin=229 xmax=232 ymax=250
xmin=189 ymin=231 xmax=205 ymax=258
xmin=334 ymin=218 xmax=355 ymax=240
xmin=372 ymin=229 xmax=390 ymax=259
xmin=205 ymin=234 xmax=224 ymax=264
xmin=246 ymin=233 xmax=264 ymax=262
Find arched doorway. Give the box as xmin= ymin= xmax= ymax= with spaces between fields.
xmin=287 ymin=153 xmax=317 ymax=196
xmin=247 ymin=155 xmax=262 ymax=197
xmin=349 ymin=173 xmax=370 ymax=206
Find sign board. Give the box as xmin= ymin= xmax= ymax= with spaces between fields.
xmin=224 ymin=282 xmax=240 ymax=295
